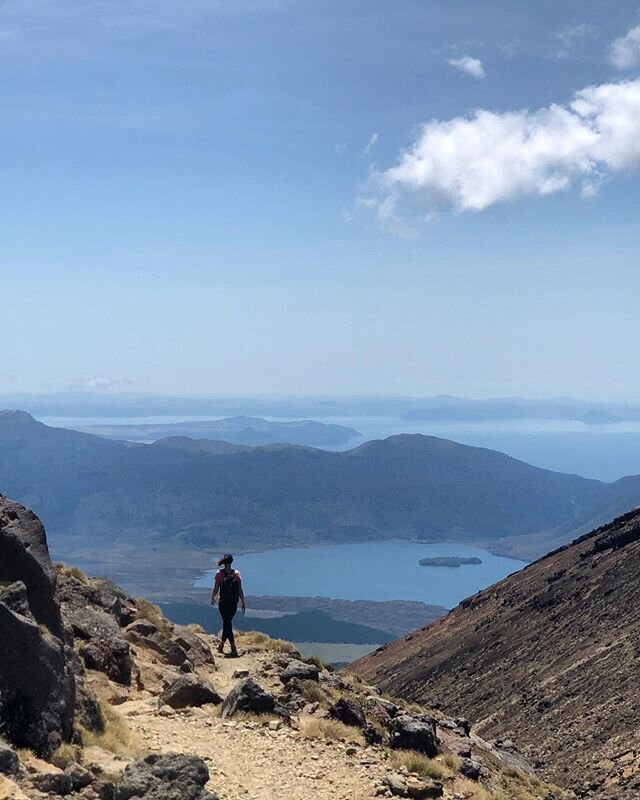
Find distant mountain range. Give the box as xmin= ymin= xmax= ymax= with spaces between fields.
xmin=351 ymin=509 xmax=640 ymax=799
xmin=77 ymin=415 xmax=360 ymax=447
xmin=3 ymin=391 xmax=640 ymax=423
xmin=2 ymin=409 xmax=640 ymax=560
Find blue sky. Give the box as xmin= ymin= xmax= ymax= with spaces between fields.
xmin=2 ymin=1 xmax=640 ymax=398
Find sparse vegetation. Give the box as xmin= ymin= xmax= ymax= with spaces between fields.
xmin=133 ymin=598 xmax=172 ymax=634
xmin=300 ymin=717 xmax=365 ymax=744
xmin=51 ymin=742 xmax=80 ymax=769
xmin=79 ymin=701 xmax=141 ymax=757
xmin=235 ymin=631 xmax=296 ymax=653
xmin=58 ymin=564 xmax=90 ymax=584
xmin=387 ymin=749 xmax=452 ymax=780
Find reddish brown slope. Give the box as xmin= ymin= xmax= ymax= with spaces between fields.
xmin=351 ymin=509 xmax=640 ymax=798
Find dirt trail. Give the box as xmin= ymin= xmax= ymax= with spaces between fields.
xmin=121 ymin=648 xmax=389 ymax=800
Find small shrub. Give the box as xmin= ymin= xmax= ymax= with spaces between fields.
xmin=300 ymin=717 xmax=364 ymax=744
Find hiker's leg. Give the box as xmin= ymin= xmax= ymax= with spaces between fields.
xmin=218 ymin=604 xmax=227 ymax=648
xmin=227 ymin=603 xmax=238 ymax=648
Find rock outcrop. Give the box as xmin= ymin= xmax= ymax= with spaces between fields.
xmin=0 ymin=585 xmax=75 ymax=756
xmin=0 ymin=496 xmax=64 ymax=637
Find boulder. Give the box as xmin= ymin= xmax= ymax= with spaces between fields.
xmin=280 ymin=660 xmax=319 ymax=684
xmin=172 ymin=627 xmax=217 ymax=668
xmin=221 ymin=678 xmax=275 ymax=718
xmin=367 ymin=695 xmax=399 ymax=717
xmin=388 ymin=714 xmax=438 ymax=757
xmin=0 ymin=740 xmax=19 ymax=776
xmin=116 ymin=753 xmax=218 ymax=800
xmin=0 ymin=496 xmax=63 ymax=638
xmin=124 ymin=621 xmax=189 ymax=667
xmin=0 ymin=599 xmax=75 ymax=756
xmin=65 ymin=761 xmax=94 ymax=790
xmin=160 ymin=675 xmax=222 ymax=709
xmin=364 ymin=724 xmax=384 ymax=745
xmin=458 ymin=758 xmax=481 ymax=780
xmin=329 ymin=696 xmax=366 ymax=728
xmin=64 ymin=606 xmax=132 ymax=685
xmin=29 ymin=770 xmax=73 ymax=795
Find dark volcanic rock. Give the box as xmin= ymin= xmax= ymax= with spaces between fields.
xmin=388 ymin=715 xmax=438 ymax=757
xmin=0 ymin=581 xmax=32 ymax=618
xmin=280 ymin=660 xmax=320 ymax=684
xmin=0 ymin=600 xmax=75 ymax=755
xmin=160 ymin=675 xmax=222 ymax=709
xmin=64 ymin=605 xmax=132 ymax=685
xmin=116 ymin=753 xmax=218 ymax=800
xmin=0 ymin=739 xmax=20 ymax=775
xmin=329 ymin=696 xmax=366 ymax=728
xmin=30 ymin=770 xmax=73 ymax=795
xmin=0 ymin=496 xmax=64 ymax=637
xmin=459 ymin=758 xmax=481 ymax=780
xmin=221 ymin=678 xmax=275 ymax=718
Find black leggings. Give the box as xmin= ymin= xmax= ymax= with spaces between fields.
xmin=219 ymin=599 xmax=238 ymax=646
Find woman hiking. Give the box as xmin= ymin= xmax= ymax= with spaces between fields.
xmin=211 ymin=553 xmax=246 ymax=657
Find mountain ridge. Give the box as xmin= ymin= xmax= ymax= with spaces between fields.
xmin=351 ymin=508 xmax=640 ymax=798
xmin=2 ymin=410 xmax=640 ymax=562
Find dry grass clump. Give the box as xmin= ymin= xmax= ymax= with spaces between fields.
xmin=235 ymin=631 xmax=296 ymax=653
xmin=387 ymin=750 xmax=452 ymax=780
xmin=79 ymin=702 xmax=142 ymax=757
xmin=58 ymin=564 xmax=90 ymax=584
xmin=442 ymin=751 xmax=462 ymax=771
xmin=300 ymin=717 xmax=365 ymax=744
xmin=51 ymin=742 xmax=81 ymax=769
xmin=452 ymin=779 xmax=494 ymax=800
xmin=133 ymin=598 xmax=172 ymax=634
xmin=185 ymin=622 xmax=206 ymax=634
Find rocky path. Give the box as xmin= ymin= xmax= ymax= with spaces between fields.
xmin=123 ymin=650 xmax=389 ymax=800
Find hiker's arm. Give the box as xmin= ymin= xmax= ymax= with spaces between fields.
xmin=211 ymin=575 xmax=220 ymax=606
xmin=238 ymin=578 xmax=246 ymax=612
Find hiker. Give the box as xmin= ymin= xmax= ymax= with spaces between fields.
xmin=211 ymin=553 xmax=246 ymax=656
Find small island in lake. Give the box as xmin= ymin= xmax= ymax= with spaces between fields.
xmin=419 ymin=556 xmax=483 ymax=568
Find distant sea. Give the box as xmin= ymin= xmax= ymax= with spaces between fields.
xmin=194 ymin=540 xmax=523 ymax=610
xmin=41 ymin=413 xmax=640 ymax=482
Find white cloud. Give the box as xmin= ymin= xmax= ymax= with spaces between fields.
xmin=364 ymin=78 xmax=640 ymax=223
xmin=75 ymin=375 xmax=135 ymax=392
xmin=362 ymin=132 xmax=379 ymax=156
xmin=610 ymin=25 xmax=640 ymax=69
xmin=447 ymin=55 xmax=485 ymax=80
